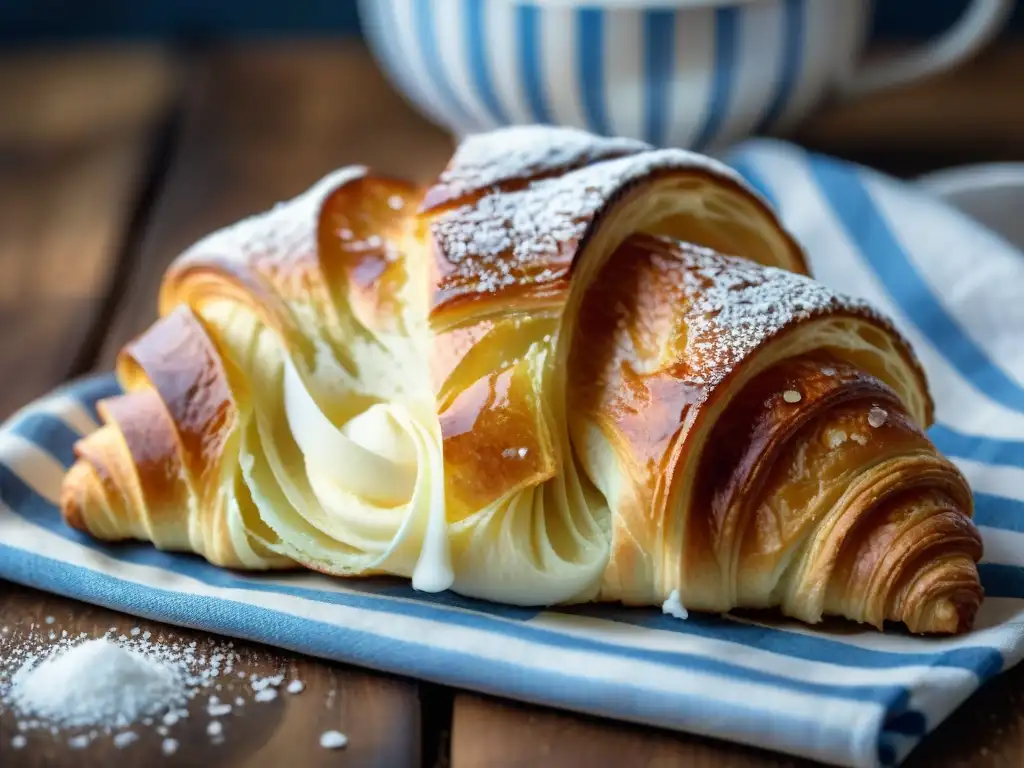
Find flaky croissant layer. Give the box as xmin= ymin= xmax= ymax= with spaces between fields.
xmin=61 ymin=126 xmax=982 ymax=634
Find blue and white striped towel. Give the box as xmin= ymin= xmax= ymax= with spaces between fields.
xmin=3 ymin=142 xmax=1024 ymax=768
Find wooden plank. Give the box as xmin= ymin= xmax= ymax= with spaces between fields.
xmin=0 ymin=586 xmax=419 ymax=767
xmin=796 ymin=43 xmax=1024 ymax=159
xmin=0 ymin=45 xmax=175 ymax=419
xmin=97 ymin=40 xmax=453 ymax=367
xmin=451 ymin=663 xmax=1024 ymax=768
xmin=451 ymin=695 xmax=802 ymax=768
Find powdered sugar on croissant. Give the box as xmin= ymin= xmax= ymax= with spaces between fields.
xmin=61 ymin=126 xmax=982 ymax=634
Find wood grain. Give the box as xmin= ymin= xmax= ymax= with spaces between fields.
xmin=797 ymin=44 xmax=1024 ymax=156
xmin=96 ymin=40 xmax=452 ymax=368
xmin=0 ymin=45 xmax=175 ymax=419
xmin=451 ymin=695 xmax=801 ymax=768
xmin=0 ymin=586 xmax=419 ymax=767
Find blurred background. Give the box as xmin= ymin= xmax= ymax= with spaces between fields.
xmin=1 ymin=0 xmax=1023 ymax=420
xmin=1 ymin=1 xmax=1023 ymax=42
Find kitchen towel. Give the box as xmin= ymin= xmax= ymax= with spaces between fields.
xmin=3 ymin=141 xmax=1024 ymax=767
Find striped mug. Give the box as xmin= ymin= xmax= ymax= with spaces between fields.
xmin=359 ymin=0 xmax=1012 ymax=150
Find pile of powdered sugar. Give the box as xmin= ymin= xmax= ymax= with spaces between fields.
xmin=0 ymin=619 xmax=341 ymax=754
xmin=9 ymin=638 xmax=185 ymax=728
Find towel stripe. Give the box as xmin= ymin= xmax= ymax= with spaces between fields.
xmin=0 ymin=472 xmax=958 ymax=706
xmin=974 ymin=493 xmax=1024 ymax=533
xmin=932 ymin=425 xmax=1024 ymax=469
xmin=0 ymin=538 xmax=889 ymax=768
xmin=6 ymin=415 xmax=79 ymax=468
xmin=807 ymin=159 xmax=1024 ymax=415
xmin=1 ymin=443 xmax=1018 ymax=675
xmin=979 ymin=564 xmax=1024 ymax=599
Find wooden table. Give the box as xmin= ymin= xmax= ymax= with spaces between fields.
xmin=2 ymin=40 xmax=1024 ymax=768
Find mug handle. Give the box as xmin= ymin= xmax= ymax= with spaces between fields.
xmin=837 ymin=0 xmax=1013 ymax=100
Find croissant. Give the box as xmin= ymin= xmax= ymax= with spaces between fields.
xmin=61 ymin=126 xmax=982 ymax=634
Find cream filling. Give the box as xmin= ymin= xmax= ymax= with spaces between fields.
xmin=276 ymin=357 xmax=453 ymax=592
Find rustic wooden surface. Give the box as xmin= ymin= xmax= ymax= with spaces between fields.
xmin=0 ymin=586 xmax=421 ymax=768
xmin=2 ymin=39 xmax=1024 ymax=768
xmin=0 ymin=46 xmax=174 ymax=422
xmin=797 ymin=44 xmax=1024 ymax=160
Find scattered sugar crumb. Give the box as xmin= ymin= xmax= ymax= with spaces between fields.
xmin=286 ymin=680 xmax=305 ymax=694
xmin=662 ymin=590 xmax=689 ymax=621
xmin=250 ymin=674 xmax=284 ymax=692
xmin=0 ymin=627 xmax=252 ymax=752
xmin=113 ymin=731 xmax=138 ymax=748
xmin=320 ymin=730 xmax=348 ymax=750
xmin=826 ymin=430 xmax=848 ymax=449
xmin=821 ymin=367 xmax=836 ymax=376
xmin=207 ymin=721 xmax=223 ymax=737
xmin=7 ymin=639 xmax=183 ymax=729
xmin=254 ymin=689 xmax=277 ymax=703
xmin=130 ymin=628 xmax=141 ymax=637
xmin=782 ymin=390 xmax=802 ymax=404
xmin=162 ymin=738 xmax=179 ymax=756
xmin=867 ymin=406 xmax=887 ymax=428
xmin=44 ymin=617 xmax=55 ymax=625
xmin=851 ymin=433 xmax=869 ymax=445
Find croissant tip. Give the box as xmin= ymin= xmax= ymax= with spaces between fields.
xmin=60 ymin=464 xmax=89 ymax=533
xmin=907 ymin=590 xmax=983 ymax=635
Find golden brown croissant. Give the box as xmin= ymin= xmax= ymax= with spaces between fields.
xmin=61 ymin=126 xmax=982 ymax=633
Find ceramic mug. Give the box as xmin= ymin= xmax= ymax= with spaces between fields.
xmin=359 ymin=0 xmax=1013 ymax=150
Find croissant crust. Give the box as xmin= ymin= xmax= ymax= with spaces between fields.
xmin=61 ymin=126 xmax=981 ymax=634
